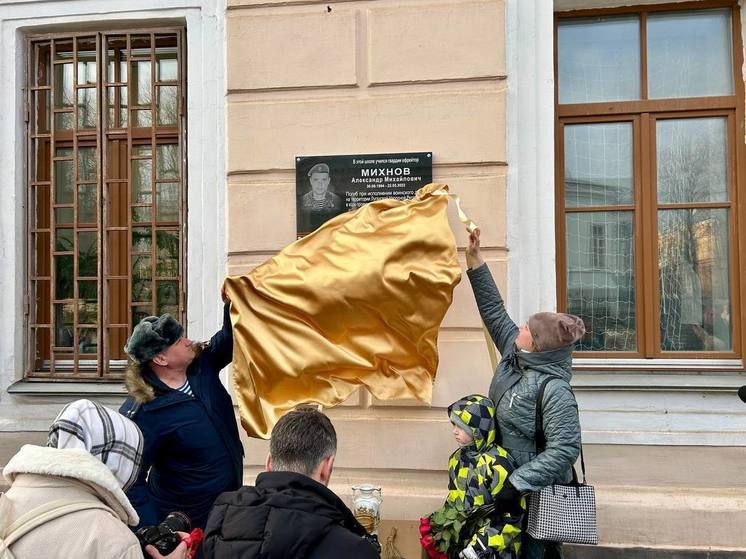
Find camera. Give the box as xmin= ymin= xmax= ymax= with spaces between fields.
xmin=136 ymin=511 xmax=191 ymax=556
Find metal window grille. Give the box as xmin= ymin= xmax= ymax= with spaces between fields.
xmin=26 ymin=30 xmax=186 ymax=379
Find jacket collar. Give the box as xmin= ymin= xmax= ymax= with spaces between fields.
xmin=136 ymin=365 xmax=196 ymax=411
xmin=255 ymin=471 xmax=367 ymax=536
xmin=142 ymin=365 xmax=178 ymax=394
xmin=3 ymin=445 xmax=139 ymax=526
xmin=508 ymin=343 xmax=574 ymax=381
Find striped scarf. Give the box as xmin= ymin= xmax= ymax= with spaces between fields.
xmin=47 ymin=399 xmax=144 ymax=492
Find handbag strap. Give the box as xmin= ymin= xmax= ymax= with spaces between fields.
xmin=1 ymin=498 xmax=114 ymax=547
xmin=534 ymin=377 xmax=587 ymax=485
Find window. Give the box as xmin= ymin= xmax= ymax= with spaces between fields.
xmin=555 ymin=3 xmax=742 ymax=358
xmin=591 ymin=224 xmax=606 ymax=269
xmin=27 ymin=31 xmax=186 ymax=378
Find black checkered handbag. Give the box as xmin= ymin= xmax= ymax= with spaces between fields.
xmin=526 ymin=378 xmax=598 ymax=545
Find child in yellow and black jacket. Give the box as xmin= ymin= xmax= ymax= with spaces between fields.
xmin=447 ymin=394 xmax=524 ymax=559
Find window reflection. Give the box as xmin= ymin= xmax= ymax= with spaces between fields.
xmin=648 ymin=9 xmax=733 ymax=99
xmin=565 ymin=123 xmax=633 ymax=207
xmin=658 ymin=209 xmax=731 ymax=351
xmin=558 ymin=15 xmax=640 ymax=104
xmin=567 ymin=212 xmax=636 ymax=351
xmin=657 ymin=118 xmax=728 ymax=203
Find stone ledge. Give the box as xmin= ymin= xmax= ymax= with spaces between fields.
xmin=241 ymin=459 xmax=746 ymax=549
xmin=571 ymin=370 xmax=746 ymax=391
xmin=565 ymin=545 xmax=745 ymax=559
xmin=0 ymin=432 xmax=48 ymax=468
xmin=344 ymin=521 xmax=746 ymax=559
xmin=596 ymin=485 xmax=746 ymax=548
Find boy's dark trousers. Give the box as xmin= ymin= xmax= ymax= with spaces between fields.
xmin=522 ymin=533 xmax=563 ymax=559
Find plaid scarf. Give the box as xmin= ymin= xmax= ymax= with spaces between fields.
xmin=47 ymin=399 xmax=143 ymax=492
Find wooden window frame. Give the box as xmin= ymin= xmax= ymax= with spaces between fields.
xmin=554 ymin=0 xmax=746 ymax=360
xmin=25 ymin=29 xmax=187 ymax=381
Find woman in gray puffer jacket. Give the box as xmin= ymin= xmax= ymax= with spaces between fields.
xmin=465 ymin=228 xmax=585 ymax=559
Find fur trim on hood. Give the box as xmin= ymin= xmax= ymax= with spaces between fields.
xmin=3 ymin=445 xmax=139 ymax=526
xmin=125 ymin=360 xmax=155 ymax=404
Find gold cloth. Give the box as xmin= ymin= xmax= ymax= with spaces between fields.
xmin=224 ymin=183 xmax=462 ymax=439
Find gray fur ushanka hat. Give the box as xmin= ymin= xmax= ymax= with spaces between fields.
xmin=124 ymin=314 xmax=184 ymax=364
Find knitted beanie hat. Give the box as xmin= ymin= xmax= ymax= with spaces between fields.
xmin=528 ymin=312 xmax=585 ymax=352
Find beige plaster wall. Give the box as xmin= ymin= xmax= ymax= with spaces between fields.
xmin=224 ymin=0 xmax=508 ymax=520
xmin=222 ymin=2 xmax=746 ymax=551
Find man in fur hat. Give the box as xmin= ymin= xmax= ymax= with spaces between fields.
xmin=120 ymin=291 xmax=243 ymax=531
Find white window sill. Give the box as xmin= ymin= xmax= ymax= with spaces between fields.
xmin=571 ymin=367 xmax=746 ymax=392
xmin=573 ymin=358 xmax=743 ymax=371
xmin=7 ymin=379 xmax=128 ymax=397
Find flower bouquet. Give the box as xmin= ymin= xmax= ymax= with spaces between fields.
xmin=420 ymin=502 xmax=501 ymax=559
xmin=419 ymin=501 xmax=469 ymax=559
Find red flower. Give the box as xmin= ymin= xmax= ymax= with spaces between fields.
xmin=419 ymin=517 xmax=432 ymax=537
xmin=420 ymin=534 xmax=434 ymax=547
xmin=419 ymin=538 xmax=436 ymax=556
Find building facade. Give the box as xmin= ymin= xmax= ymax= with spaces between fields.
xmin=0 ymin=0 xmax=745 ymax=555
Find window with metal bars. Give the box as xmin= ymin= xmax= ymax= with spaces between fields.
xmin=26 ymin=30 xmax=186 ymax=379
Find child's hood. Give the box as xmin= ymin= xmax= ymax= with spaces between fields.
xmin=448 ymin=394 xmax=496 ymax=451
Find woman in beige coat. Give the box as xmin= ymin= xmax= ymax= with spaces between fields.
xmin=0 ymin=399 xmax=187 ymax=559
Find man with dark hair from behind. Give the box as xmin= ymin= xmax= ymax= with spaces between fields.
xmin=200 ymin=407 xmax=379 ymax=559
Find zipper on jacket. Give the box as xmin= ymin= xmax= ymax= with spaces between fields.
xmin=509 ymin=392 xmax=521 ymax=408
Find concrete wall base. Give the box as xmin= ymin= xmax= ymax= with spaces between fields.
xmin=565 ymin=545 xmax=746 ymax=559
xmin=373 ymin=521 xmax=746 ymax=559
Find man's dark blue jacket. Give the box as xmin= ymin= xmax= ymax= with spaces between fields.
xmin=120 ymin=303 xmax=243 ymax=530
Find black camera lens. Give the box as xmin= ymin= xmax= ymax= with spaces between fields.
xmin=136 ymin=512 xmax=191 ymax=556
xmin=162 ymin=511 xmax=191 ymax=533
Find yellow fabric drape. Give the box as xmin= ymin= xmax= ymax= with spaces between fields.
xmin=224 ymin=183 xmax=462 ymax=438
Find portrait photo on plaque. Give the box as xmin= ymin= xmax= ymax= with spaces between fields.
xmin=295 ymin=152 xmax=433 ymax=237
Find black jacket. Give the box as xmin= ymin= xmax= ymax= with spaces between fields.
xmin=200 ymin=471 xmax=380 ymax=559
xmin=120 ymin=303 xmax=244 ymax=529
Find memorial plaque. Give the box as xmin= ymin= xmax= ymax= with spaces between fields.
xmin=296 ymin=152 xmax=433 ymax=236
